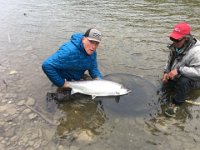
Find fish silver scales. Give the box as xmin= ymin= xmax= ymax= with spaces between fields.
xmin=67 ymin=79 xmax=131 ymax=99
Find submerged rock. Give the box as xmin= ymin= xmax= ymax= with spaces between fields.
xmin=75 ymin=130 xmax=94 ymax=142
xmin=17 ymin=100 xmax=26 ymax=106
xmin=28 ymin=113 xmax=37 ymax=120
xmin=9 ymin=70 xmax=17 ymax=75
xmin=26 ymin=97 xmax=35 ymax=106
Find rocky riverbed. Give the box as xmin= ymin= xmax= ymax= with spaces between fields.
xmin=0 ymin=93 xmax=100 ymax=150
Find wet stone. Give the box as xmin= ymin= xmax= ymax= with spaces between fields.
xmin=12 ymin=123 xmax=17 ymax=126
xmin=0 ymin=132 xmax=4 ymax=139
xmin=0 ymin=120 xmax=5 ymax=126
xmin=28 ymin=113 xmax=37 ymax=120
xmin=26 ymin=97 xmax=35 ymax=106
xmin=33 ymin=140 xmax=41 ymax=149
xmin=5 ymin=137 xmax=9 ymax=141
xmin=19 ymin=135 xmax=28 ymax=144
xmin=30 ymin=132 xmax=38 ymax=140
xmin=3 ymin=113 xmax=9 ymax=117
xmin=17 ymin=100 xmax=26 ymax=106
xmin=43 ymin=128 xmax=55 ymax=141
xmin=1 ymin=140 xmax=6 ymax=144
xmin=28 ymin=140 xmax=34 ymax=146
xmin=38 ymin=128 xmax=43 ymax=137
xmin=0 ymin=93 xmax=4 ymax=98
xmin=135 ymin=117 xmax=145 ymax=125
xmin=154 ymin=123 xmax=171 ymax=134
xmin=43 ymin=142 xmax=57 ymax=150
xmin=34 ymin=120 xmax=39 ymax=124
xmin=0 ymin=105 xmax=6 ymax=112
xmin=0 ymin=143 xmax=5 ymax=149
xmin=75 ymin=130 xmax=93 ymax=143
xmin=5 ymin=93 xmax=17 ymax=99
xmin=191 ymin=134 xmax=200 ymax=142
xmin=41 ymin=140 xmax=48 ymax=146
xmin=10 ymin=135 xmax=18 ymax=142
xmin=9 ymin=70 xmax=17 ymax=75
xmin=6 ymin=106 xmax=18 ymax=115
xmin=22 ymin=108 xmax=32 ymax=114
xmin=25 ymin=46 xmax=33 ymax=51
xmin=4 ymin=127 xmax=15 ymax=137
xmin=5 ymin=116 xmax=17 ymax=123
xmin=58 ymin=145 xmax=65 ymax=150
xmin=69 ymin=145 xmax=79 ymax=150
xmin=7 ymin=101 xmax=12 ymax=104
xmin=1 ymin=99 xmax=7 ymax=103
xmin=114 ymin=118 xmax=120 ymax=123
xmin=26 ymin=147 xmax=34 ymax=150
xmin=6 ymin=108 xmax=18 ymax=116
xmin=5 ymin=141 xmax=11 ymax=146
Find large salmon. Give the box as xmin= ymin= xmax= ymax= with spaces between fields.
xmin=67 ymin=79 xmax=131 ymax=99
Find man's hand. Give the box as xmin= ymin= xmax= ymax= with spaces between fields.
xmin=162 ymin=73 xmax=169 ymax=84
xmin=168 ymin=69 xmax=178 ymax=80
xmin=62 ymin=79 xmax=69 ymax=88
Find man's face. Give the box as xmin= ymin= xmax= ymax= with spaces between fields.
xmin=170 ymin=37 xmax=187 ymax=48
xmin=82 ymin=37 xmax=99 ymax=55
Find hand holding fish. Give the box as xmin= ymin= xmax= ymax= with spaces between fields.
xmin=67 ymin=79 xmax=131 ymax=99
xmin=62 ymin=79 xmax=69 ymax=88
xmin=162 ymin=73 xmax=169 ymax=84
xmin=162 ymin=69 xmax=178 ymax=84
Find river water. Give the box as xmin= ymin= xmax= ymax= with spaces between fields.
xmin=1 ymin=0 xmax=200 ymax=149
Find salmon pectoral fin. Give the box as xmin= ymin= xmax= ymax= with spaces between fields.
xmin=71 ymin=88 xmax=80 ymax=95
xmin=115 ymin=96 xmax=120 ymax=103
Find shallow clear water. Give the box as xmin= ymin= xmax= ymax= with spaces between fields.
xmin=1 ymin=0 xmax=200 ymax=149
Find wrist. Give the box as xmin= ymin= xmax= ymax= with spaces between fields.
xmin=177 ymin=67 xmax=181 ymax=74
xmin=62 ymin=80 xmax=68 ymax=88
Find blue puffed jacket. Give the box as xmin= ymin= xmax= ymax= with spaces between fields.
xmin=42 ymin=33 xmax=103 ymax=87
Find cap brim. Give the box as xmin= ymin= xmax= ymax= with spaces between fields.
xmin=169 ymin=32 xmax=184 ymax=40
xmin=87 ymin=37 xmax=101 ymax=43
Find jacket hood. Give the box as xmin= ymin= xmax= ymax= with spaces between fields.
xmin=70 ymin=33 xmax=85 ymax=51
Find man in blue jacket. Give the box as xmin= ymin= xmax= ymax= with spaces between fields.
xmin=42 ymin=28 xmax=103 ymax=89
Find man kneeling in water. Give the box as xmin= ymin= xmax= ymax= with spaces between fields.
xmin=161 ymin=22 xmax=200 ymax=117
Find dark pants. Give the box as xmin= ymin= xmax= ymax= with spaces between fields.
xmin=161 ymin=76 xmax=200 ymax=105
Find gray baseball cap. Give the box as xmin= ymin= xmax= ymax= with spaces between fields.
xmin=85 ymin=28 xmax=102 ymax=43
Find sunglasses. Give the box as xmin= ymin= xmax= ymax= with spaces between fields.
xmin=170 ymin=37 xmax=184 ymax=43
